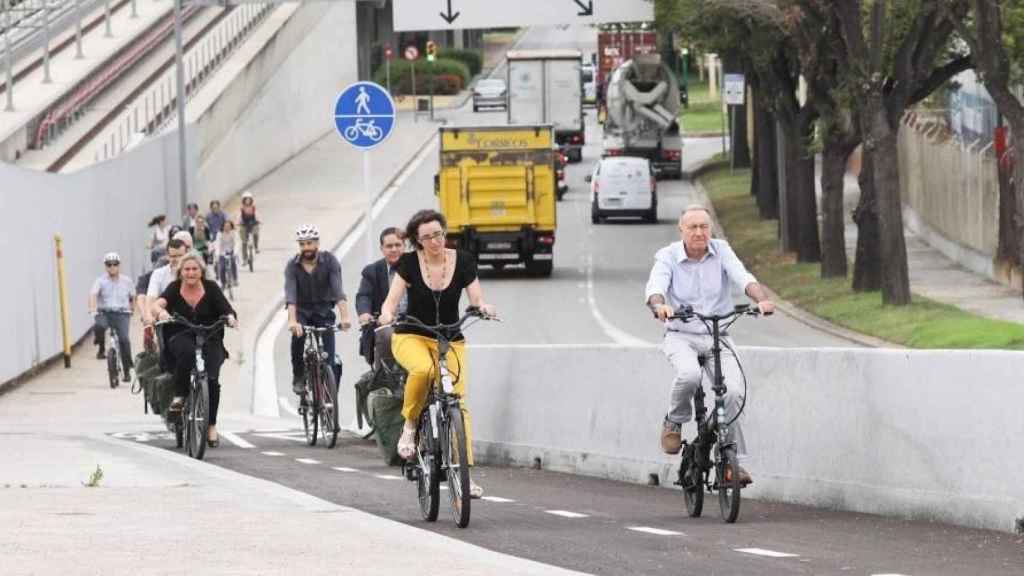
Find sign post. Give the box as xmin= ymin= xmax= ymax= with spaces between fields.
xmin=723 ymin=73 xmax=745 ymax=171
xmin=334 ymin=82 xmax=397 ymax=263
xmin=426 ymin=41 xmax=437 ymax=121
xmin=404 ymin=45 xmax=419 ymax=122
xmin=384 ymin=44 xmax=393 ymax=94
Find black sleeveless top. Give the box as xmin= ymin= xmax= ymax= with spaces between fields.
xmin=395 ymin=250 xmax=477 ymax=341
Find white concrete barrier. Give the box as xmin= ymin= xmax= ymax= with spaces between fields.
xmin=467 ymin=345 xmax=1024 ymax=533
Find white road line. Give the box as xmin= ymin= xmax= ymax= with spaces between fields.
xmin=332 ymin=467 xmax=360 ymax=473
xmin=584 ymin=254 xmax=654 ymax=348
xmin=871 ymin=574 xmax=911 ymax=576
xmin=295 ymin=458 xmax=321 ymax=465
xmin=253 ymin=139 xmax=439 ymax=418
xmin=219 ymin=431 xmax=255 ymax=449
xmin=261 ymin=451 xmax=285 ymax=456
xmin=481 ymin=496 xmax=516 ymax=503
xmin=545 ymin=510 xmax=589 ymax=519
xmin=253 ymin=432 xmax=308 ymax=444
xmin=627 ymin=526 xmax=684 ymax=536
xmin=375 ymin=474 xmax=403 ymax=480
xmin=735 ymin=548 xmax=800 ymax=558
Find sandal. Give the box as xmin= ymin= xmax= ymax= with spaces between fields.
xmin=169 ymin=397 xmax=185 ymax=411
xmin=469 ymin=480 xmax=484 ymax=499
xmin=397 ymin=422 xmax=417 ymax=460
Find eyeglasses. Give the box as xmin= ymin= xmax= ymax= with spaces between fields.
xmin=105 ymin=262 xmax=119 ymax=267
xmin=419 ymin=230 xmax=446 ymax=243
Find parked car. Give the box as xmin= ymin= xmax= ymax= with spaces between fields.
xmin=586 ymin=156 xmax=657 ymax=224
xmin=472 ymin=79 xmax=508 ymax=112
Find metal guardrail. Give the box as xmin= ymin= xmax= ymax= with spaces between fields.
xmin=90 ymin=1 xmax=272 ymax=163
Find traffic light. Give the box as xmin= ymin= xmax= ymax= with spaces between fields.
xmin=426 ymin=41 xmax=437 ymax=62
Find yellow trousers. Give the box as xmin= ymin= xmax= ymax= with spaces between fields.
xmin=391 ymin=333 xmax=474 ymax=464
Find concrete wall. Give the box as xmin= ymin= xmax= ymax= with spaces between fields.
xmin=898 ymin=116 xmax=1001 ymax=281
xmin=187 ymin=1 xmax=358 ymax=208
xmin=467 ymin=345 xmax=1024 ymax=533
xmin=0 ymin=130 xmax=192 ymax=385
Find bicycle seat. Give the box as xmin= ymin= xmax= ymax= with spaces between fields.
xmin=696 ymin=354 xmax=707 ymax=367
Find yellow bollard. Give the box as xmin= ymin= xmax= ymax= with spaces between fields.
xmin=55 ymin=235 xmax=72 ymax=368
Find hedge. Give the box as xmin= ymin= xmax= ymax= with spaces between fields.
xmin=438 ymin=48 xmax=483 ymax=77
xmin=373 ymin=58 xmax=470 ymax=96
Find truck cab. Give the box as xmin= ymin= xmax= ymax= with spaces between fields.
xmin=435 ymin=125 xmax=557 ymax=276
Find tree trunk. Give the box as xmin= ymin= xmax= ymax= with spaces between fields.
xmin=1010 ymin=115 xmax=1024 ymax=302
xmin=996 ymin=151 xmax=1018 ymax=266
xmin=820 ymin=142 xmax=849 ymax=278
xmin=867 ymin=106 xmax=912 ymax=305
xmin=796 ymin=151 xmax=821 ymax=263
xmin=779 ymin=120 xmax=802 ymax=253
xmin=852 ymin=147 xmax=882 ymax=292
xmin=731 ymin=100 xmax=751 ymax=168
xmin=754 ymin=95 xmax=779 ymax=219
xmin=750 ymin=92 xmax=760 ymax=199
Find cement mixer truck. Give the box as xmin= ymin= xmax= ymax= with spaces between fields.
xmin=601 ymin=54 xmax=683 ymax=179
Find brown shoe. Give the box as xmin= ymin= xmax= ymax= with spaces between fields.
xmin=661 ymin=419 xmax=682 ymax=454
xmin=725 ymin=464 xmax=753 ymax=486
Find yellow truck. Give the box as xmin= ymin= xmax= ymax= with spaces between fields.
xmin=435 ymin=124 xmax=558 ymax=276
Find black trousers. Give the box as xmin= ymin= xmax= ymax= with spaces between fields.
xmin=290 ymin=309 xmax=341 ymax=383
xmin=167 ymin=334 xmax=225 ymax=426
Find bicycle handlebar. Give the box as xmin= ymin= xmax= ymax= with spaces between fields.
xmin=669 ymin=304 xmax=763 ymax=323
xmin=376 ymin=306 xmax=499 ymax=337
xmin=155 ymin=314 xmax=233 ymax=332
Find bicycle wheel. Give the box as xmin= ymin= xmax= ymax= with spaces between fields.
xmin=416 ymin=413 xmax=440 ymax=522
xmin=319 ymin=365 xmax=339 ymax=448
xmin=717 ymin=446 xmax=741 ymax=523
xmin=302 ymin=371 xmax=319 ymax=446
xmin=186 ymin=373 xmax=209 ymax=460
xmin=107 ymin=348 xmax=119 ymax=389
xmin=445 ymin=406 xmax=471 ymax=528
xmin=681 ymin=444 xmax=704 ymax=518
xmin=246 ymin=244 xmax=254 ymax=273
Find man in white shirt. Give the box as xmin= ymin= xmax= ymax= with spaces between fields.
xmin=143 ymin=239 xmax=188 ymax=324
xmin=645 ymin=205 xmax=775 ymax=484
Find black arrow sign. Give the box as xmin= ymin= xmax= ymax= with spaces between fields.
xmin=440 ymin=0 xmax=460 ymax=24
xmin=573 ymin=0 xmax=593 ymax=17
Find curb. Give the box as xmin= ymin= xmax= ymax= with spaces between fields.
xmin=689 ymin=174 xmax=897 ymax=349
xmin=684 ymin=131 xmax=725 ymax=138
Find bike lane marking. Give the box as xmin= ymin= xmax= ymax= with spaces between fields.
xmin=374 ymin=474 xmax=403 ymax=480
xmin=545 ymin=510 xmax=589 ymax=519
xmin=481 ymin=496 xmax=516 ymax=503
xmin=219 ymin=431 xmax=255 ymax=449
xmin=296 ymin=458 xmax=321 ymax=465
xmin=735 ymin=548 xmax=799 ymax=558
xmin=261 ymin=451 xmax=285 ymax=456
xmin=332 ymin=467 xmax=361 ymax=473
xmin=626 ymin=527 xmax=684 ymax=536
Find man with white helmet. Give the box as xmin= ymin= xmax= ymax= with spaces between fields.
xmin=285 ymin=224 xmax=352 ymax=395
xmin=89 ymin=252 xmax=136 ymax=380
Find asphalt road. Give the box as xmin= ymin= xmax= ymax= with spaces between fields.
xmin=113 ymin=25 xmax=1024 ymax=576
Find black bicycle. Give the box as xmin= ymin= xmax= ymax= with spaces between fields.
xmin=158 ymin=315 xmax=229 ymax=461
xmin=391 ymin=307 xmax=497 ymax=529
xmin=672 ymin=304 xmax=763 ymax=523
xmin=98 ymin=311 xmax=125 ymax=389
xmin=241 ymin=222 xmax=259 ymax=273
xmin=298 ymin=325 xmax=341 ymax=448
xmin=216 ymin=251 xmax=238 ymax=301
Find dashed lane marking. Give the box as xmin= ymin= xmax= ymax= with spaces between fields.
xmin=627 ymin=527 xmax=684 ymax=536
xmin=375 ymin=474 xmax=403 ymax=480
xmin=219 ymin=431 xmax=255 ymax=449
xmin=735 ymin=548 xmax=800 ymax=558
xmin=481 ymin=496 xmax=516 ymax=503
xmin=261 ymin=451 xmax=285 ymax=456
xmin=545 ymin=510 xmax=589 ymax=519
xmin=332 ymin=467 xmax=360 ymax=472
xmin=296 ymin=458 xmax=321 ymax=465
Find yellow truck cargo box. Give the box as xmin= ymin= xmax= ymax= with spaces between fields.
xmin=436 ymin=125 xmax=558 ymax=276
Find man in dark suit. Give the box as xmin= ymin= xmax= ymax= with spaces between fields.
xmin=356 ymin=227 xmax=406 ymax=364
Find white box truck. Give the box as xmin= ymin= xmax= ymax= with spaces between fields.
xmin=506 ymin=49 xmax=585 ymax=163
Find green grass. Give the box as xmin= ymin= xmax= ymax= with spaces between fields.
xmin=680 ymin=80 xmax=726 ymax=136
xmin=701 ymin=165 xmax=1024 ymax=350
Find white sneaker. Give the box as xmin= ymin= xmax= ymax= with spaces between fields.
xmin=469 ymin=480 xmax=484 ymax=499
xmin=397 ymin=423 xmax=417 ymax=460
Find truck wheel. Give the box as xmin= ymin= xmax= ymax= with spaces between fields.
xmin=526 ymin=259 xmax=553 ymax=277
xmin=645 ymin=208 xmax=658 ymax=223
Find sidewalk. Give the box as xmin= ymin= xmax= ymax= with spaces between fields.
xmin=824 ymin=166 xmax=1024 ymax=324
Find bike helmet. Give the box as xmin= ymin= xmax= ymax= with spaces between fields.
xmin=241 ymin=191 xmax=254 ymax=200
xmin=295 ymin=224 xmax=320 ymax=242
xmin=103 ymin=252 xmax=121 ymax=265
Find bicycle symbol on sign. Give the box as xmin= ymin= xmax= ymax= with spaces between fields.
xmin=344 ymin=118 xmax=384 ymax=143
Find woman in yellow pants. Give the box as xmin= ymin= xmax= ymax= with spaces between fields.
xmin=379 ymin=210 xmax=496 ymax=499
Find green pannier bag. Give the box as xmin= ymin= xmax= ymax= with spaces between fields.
xmin=369 ymin=388 xmax=406 ymax=466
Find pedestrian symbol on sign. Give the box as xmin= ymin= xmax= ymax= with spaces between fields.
xmin=334 ymin=81 xmax=396 ymax=150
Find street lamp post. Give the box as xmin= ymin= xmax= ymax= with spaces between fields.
xmin=173 ymin=0 xmax=188 ymax=218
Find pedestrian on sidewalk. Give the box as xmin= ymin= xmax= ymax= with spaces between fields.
xmin=151 ymin=253 xmax=238 ymax=447
xmin=285 ymin=225 xmax=352 ymax=395
xmin=89 ymin=253 xmax=136 ymax=381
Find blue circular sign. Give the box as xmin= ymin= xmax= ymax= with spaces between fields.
xmin=334 ymin=81 xmax=396 ymax=150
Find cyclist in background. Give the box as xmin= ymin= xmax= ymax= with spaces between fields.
xmin=239 ymin=192 xmax=260 ymax=265
xmin=356 ymin=226 xmax=406 ymax=365
xmin=89 ymin=253 xmax=135 ymax=381
xmin=212 ymin=220 xmax=240 ymax=287
xmin=285 ymin=225 xmax=352 ymax=396
xmin=645 ymin=205 xmax=775 ymax=485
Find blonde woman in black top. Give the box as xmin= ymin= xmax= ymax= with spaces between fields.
xmin=379 ymin=210 xmax=497 ymax=499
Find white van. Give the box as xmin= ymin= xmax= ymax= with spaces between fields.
xmin=586 ymin=156 xmax=657 ymax=224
